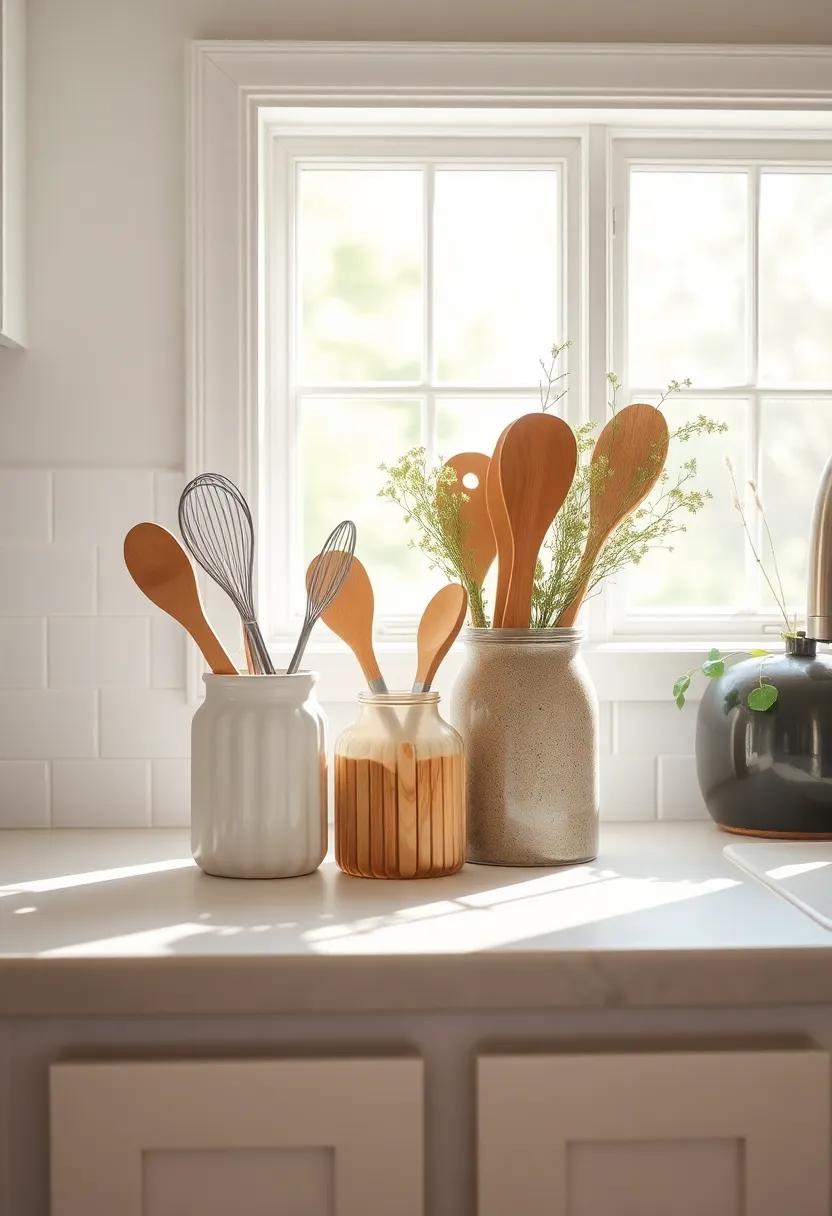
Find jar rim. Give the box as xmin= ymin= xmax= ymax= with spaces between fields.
xmin=358 ymin=690 xmax=440 ymax=705
xmin=462 ymin=627 xmax=584 ymax=646
xmin=203 ymin=671 xmax=318 ymax=689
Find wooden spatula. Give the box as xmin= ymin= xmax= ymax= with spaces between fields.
xmin=557 ymin=403 xmax=670 ymax=627
xmin=123 ymin=522 xmax=237 ymax=675
xmin=486 ymin=425 xmax=514 ymax=628
xmin=307 ymin=553 xmax=387 ymax=692
xmin=412 ymin=583 xmax=468 ymax=692
xmin=442 ymin=452 xmax=496 ymax=591
xmin=497 ymin=413 xmax=578 ymax=629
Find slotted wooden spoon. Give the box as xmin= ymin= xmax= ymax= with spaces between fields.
xmin=412 ymin=583 xmax=468 ymax=692
xmin=557 ymin=403 xmax=670 ymax=627
xmin=124 ymin=522 xmax=237 ymax=675
xmin=496 ymin=413 xmax=578 ymax=629
xmin=442 ymin=452 xmax=496 ymax=592
xmin=307 ymin=552 xmax=387 ymax=692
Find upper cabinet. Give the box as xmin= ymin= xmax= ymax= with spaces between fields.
xmin=0 ymin=0 xmax=24 ymax=347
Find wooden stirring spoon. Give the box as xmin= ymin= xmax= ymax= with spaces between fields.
xmin=443 ymin=452 xmax=496 ymax=592
xmin=307 ymin=553 xmax=387 ymax=692
xmin=557 ymin=403 xmax=670 ymax=627
xmin=124 ymin=523 xmax=237 ymax=674
xmin=497 ymin=413 xmax=578 ymax=630
xmin=412 ymin=583 xmax=468 ymax=692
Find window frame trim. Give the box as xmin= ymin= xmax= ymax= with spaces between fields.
xmin=187 ymin=39 xmax=832 ymax=698
xmin=608 ymin=135 xmax=832 ymax=641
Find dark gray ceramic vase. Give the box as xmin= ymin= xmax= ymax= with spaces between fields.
xmin=696 ymin=635 xmax=832 ymax=837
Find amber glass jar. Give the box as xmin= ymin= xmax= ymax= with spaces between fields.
xmin=334 ymin=691 xmax=465 ymax=878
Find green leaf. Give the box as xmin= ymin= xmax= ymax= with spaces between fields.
xmin=672 ymin=675 xmax=691 ymax=701
xmin=749 ymin=648 xmax=768 ymax=658
xmin=702 ymin=659 xmax=725 ymax=678
xmin=675 ymin=690 xmax=686 ymax=709
xmin=747 ymin=684 xmax=778 ymax=712
xmin=707 ymin=647 xmax=721 ymax=662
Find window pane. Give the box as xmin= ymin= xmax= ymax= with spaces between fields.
xmin=298 ymin=169 xmax=423 ymax=383
xmin=300 ymin=397 xmax=424 ymax=616
xmin=628 ymin=171 xmax=748 ymax=387
xmin=626 ymin=398 xmax=748 ymax=610
xmin=759 ymin=172 xmax=832 ymax=385
xmin=436 ymin=397 xmax=538 ymax=461
xmin=760 ymin=398 xmax=832 ymax=611
xmin=434 ymin=169 xmax=560 ymax=384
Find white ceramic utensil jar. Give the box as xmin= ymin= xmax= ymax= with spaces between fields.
xmin=191 ymin=673 xmax=327 ymax=878
xmin=450 ymin=628 xmax=598 ymax=866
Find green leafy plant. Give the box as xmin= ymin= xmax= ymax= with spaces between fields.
xmin=380 ymin=344 xmax=728 ymax=631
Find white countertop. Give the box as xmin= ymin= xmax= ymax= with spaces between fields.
xmin=1 ymin=822 xmax=831 ymax=1015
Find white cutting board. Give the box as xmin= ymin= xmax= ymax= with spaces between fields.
xmin=725 ymin=841 xmax=832 ymax=930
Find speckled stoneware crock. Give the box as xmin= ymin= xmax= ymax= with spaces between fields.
xmin=450 ymin=628 xmax=598 ymax=865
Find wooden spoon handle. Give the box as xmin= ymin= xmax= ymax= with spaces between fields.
xmin=502 ymin=549 xmax=539 ymax=629
xmin=190 ymin=617 xmax=237 ymax=675
xmin=556 ymin=541 xmax=602 ymax=628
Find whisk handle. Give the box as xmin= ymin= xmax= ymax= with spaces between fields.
xmin=286 ymin=620 xmax=314 ymax=676
xmin=244 ymin=621 xmax=275 ymax=675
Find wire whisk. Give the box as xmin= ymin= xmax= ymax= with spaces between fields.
xmin=178 ymin=472 xmax=275 ymax=675
xmin=287 ymin=520 xmax=357 ymax=675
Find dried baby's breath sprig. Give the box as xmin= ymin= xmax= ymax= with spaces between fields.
xmin=378 ymin=448 xmax=488 ymax=627
xmin=539 ymin=341 xmax=572 ymax=413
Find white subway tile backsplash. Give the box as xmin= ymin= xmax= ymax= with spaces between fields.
xmin=52 ymin=759 xmax=150 ymax=827
xmin=0 ymin=472 xmax=51 ymax=542
xmin=48 ymin=617 xmax=150 ymax=688
xmin=100 ymin=688 xmax=191 ymax=758
xmin=98 ymin=540 xmax=148 ymax=614
xmin=599 ymin=753 xmax=657 ymax=821
xmin=53 ymin=470 xmax=153 ymax=542
xmin=0 ymin=544 xmax=96 ymax=615
xmin=657 ymin=755 xmax=708 ymax=821
xmin=0 ymin=619 xmax=47 ymax=687
xmin=615 ymin=701 xmax=697 ymax=757
xmin=0 ymin=690 xmax=97 ymax=758
xmin=150 ymin=613 xmax=186 ymax=688
xmin=151 ymin=757 xmax=190 ymax=826
xmin=0 ymin=761 xmax=50 ymax=827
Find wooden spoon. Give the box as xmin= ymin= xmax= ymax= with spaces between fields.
xmin=307 ymin=553 xmax=387 ymax=692
xmin=412 ymin=583 xmax=468 ymax=692
xmin=557 ymin=403 xmax=670 ymax=627
xmin=123 ymin=523 xmax=237 ymax=675
xmin=496 ymin=413 xmax=578 ymax=629
xmin=486 ymin=425 xmax=514 ymax=628
xmin=442 ymin=452 xmax=496 ymax=591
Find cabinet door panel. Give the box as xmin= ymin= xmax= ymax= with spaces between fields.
xmin=567 ymin=1137 xmax=740 ymax=1216
xmin=478 ymin=1049 xmax=829 ymax=1216
xmin=51 ymin=1057 xmax=422 ymax=1216
xmin=144 ymin=1147 xmax=334 ymax=1216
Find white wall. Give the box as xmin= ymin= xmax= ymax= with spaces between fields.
xmin=3 ymin=0 xmax=826 ymax=826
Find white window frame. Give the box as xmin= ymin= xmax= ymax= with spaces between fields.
xmin=609 ymin=137 xmax=832 ymax=641
xmin=187 ymin=41 xmax=832 ymax=700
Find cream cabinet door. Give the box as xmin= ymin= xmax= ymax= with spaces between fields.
xmin=51 ymin=1056 xmax=423 ymax=1216
xmin=479 ymin=1048 xmax=829 ymax=1216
